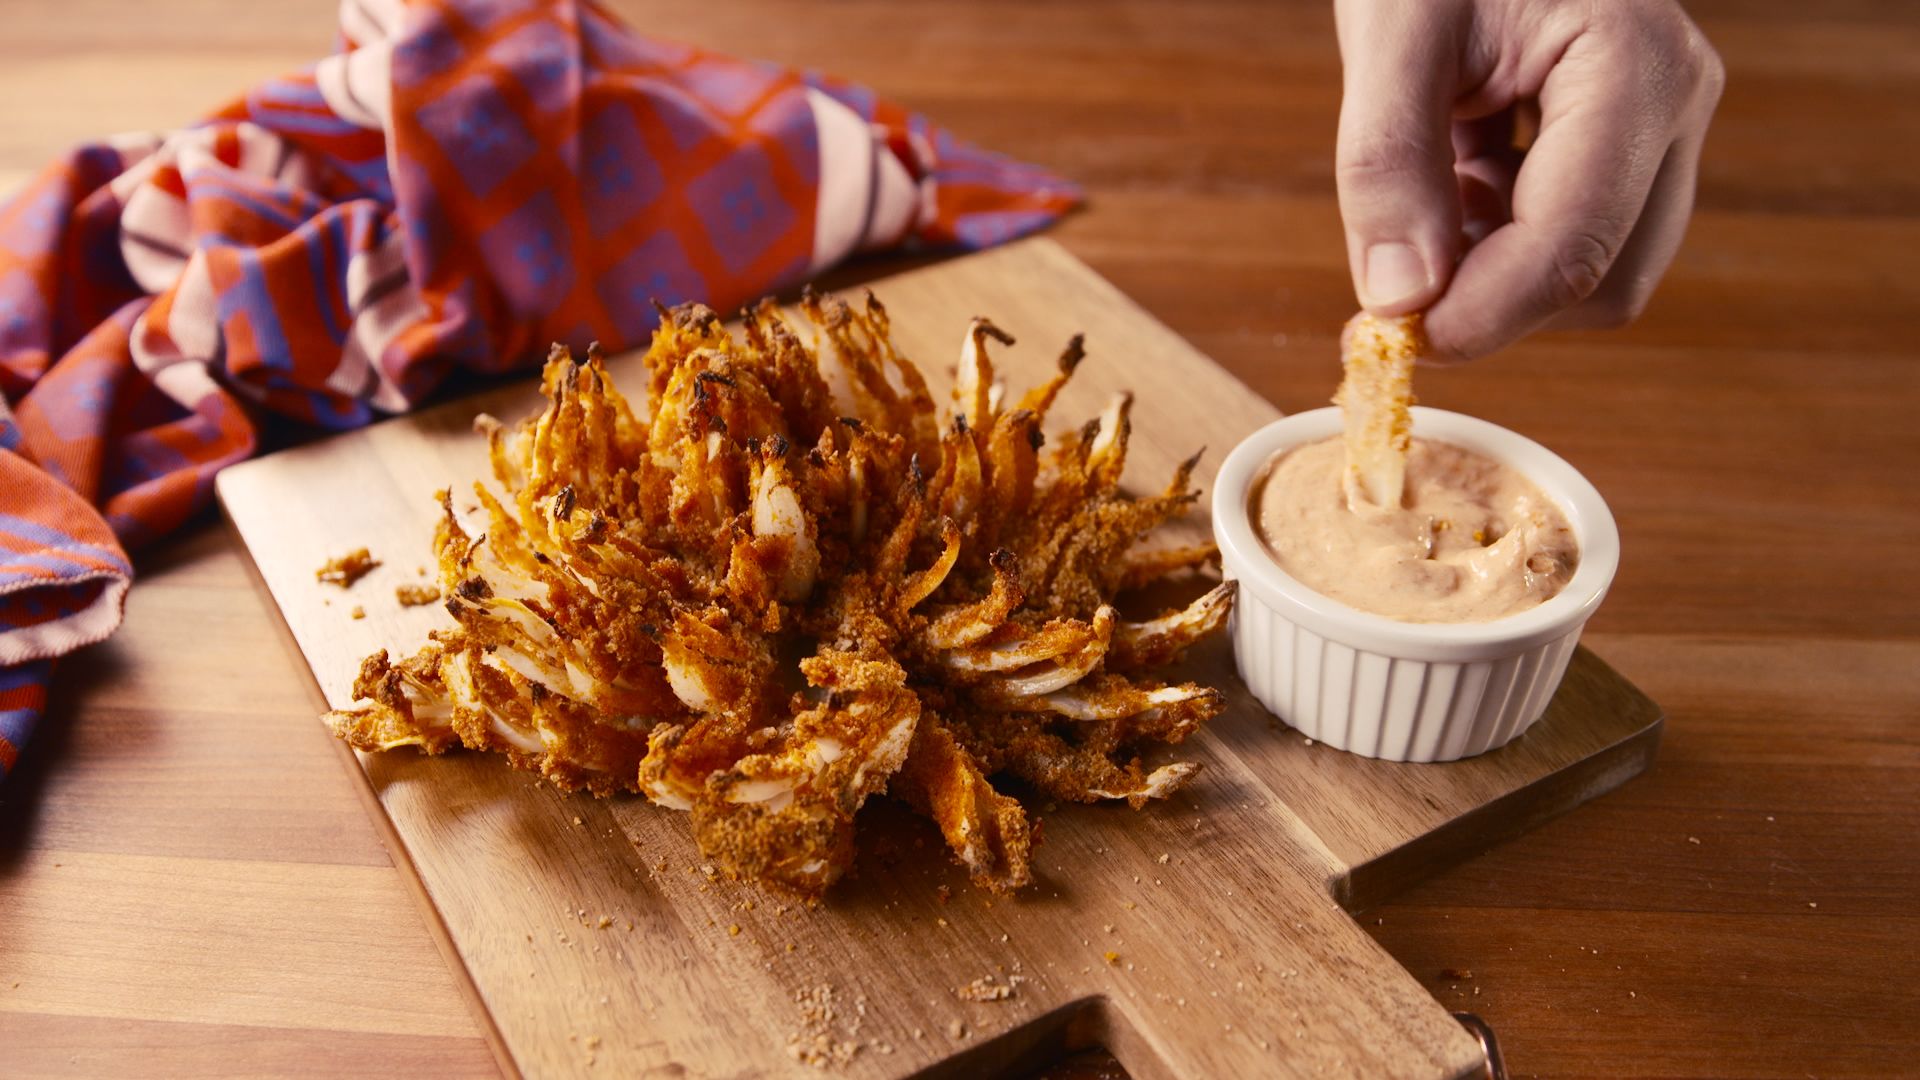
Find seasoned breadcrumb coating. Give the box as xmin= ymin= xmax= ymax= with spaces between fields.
xmin=1335 ymin=312 xmax=1425 ymax=510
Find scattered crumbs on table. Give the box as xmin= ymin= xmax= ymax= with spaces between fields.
xmin=1687 ymin=836 xmax=1701 ymax=844
xmin=349 ymin=606 xmax=365 ymax=620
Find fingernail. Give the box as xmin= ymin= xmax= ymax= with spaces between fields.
xmin=1362 ymin=242 xmax=1432 ymax=309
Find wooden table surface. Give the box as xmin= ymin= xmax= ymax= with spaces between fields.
xmin=2 ymin=2 xmax=1915 ymax=1078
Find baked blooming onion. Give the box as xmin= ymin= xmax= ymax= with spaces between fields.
xmin=324 ymin=293 xmax=1232 ymax=895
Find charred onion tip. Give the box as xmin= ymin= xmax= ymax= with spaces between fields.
xmin=838 ymin=416 xmax=864 ymax=431
xmin=1060 ymin=333 xmax=1086 ymax=371
xmin=769 ymin=433 xmax=790 ymax=457
xmin=972 ymin=319 xmax=1016 ymax=347
xmin=990 ymin=548 xmax=1016 ymax=571
xmin=745 ymin=436 xmax=761 ymax=455
xmin=952 ymin=413 xmax=969 ymax=435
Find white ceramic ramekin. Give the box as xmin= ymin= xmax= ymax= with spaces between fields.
xmin=1212 ymin=407 xmax=1619 ymax=763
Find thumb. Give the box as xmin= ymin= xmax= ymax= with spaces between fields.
xmin=1333 ymin=1 xmax=1465 ymax=315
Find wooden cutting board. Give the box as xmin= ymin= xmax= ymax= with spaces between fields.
xmin=216 ymin=237 xmax=1661 ymax=1080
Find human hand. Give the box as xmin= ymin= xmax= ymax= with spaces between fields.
xmin=1332 ymin=0 xmax=1724 ymax=361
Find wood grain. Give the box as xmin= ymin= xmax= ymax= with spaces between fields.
xmin=2 ymin=0 xmax=1916 ymax=1077
xmin=216 ymin=236 xmax=1662 ymax=1079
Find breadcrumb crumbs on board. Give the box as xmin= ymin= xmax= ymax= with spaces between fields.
xmin=786 ymin=985 xmax=860 ymax=1069
xmin=316 ymin=547 xmax=380 ymax=587
xmin=954 ymin=975 xmax=1023 ymax=1002
xmin=349 ymin=606 xmax=365 ymax=620
xmin=396 ymin=583 xmax=441 ymax=606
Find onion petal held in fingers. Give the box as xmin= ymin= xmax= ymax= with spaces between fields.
xmin=1335 ymin=312 xmax=1425 ymax=511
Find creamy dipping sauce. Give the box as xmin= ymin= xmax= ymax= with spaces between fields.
xmin=1253 ymin=436 xmax=1579 ymax=623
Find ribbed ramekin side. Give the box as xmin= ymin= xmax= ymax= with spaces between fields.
xmin=1226 ymin=574 xmax=1594 ymax=762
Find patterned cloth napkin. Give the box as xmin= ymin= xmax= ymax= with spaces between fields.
xmin=0 ymin=0 xmax=1079 ymax=781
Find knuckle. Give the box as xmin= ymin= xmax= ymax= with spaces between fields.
xmin=1667 ymin=14 xmax=1726 ymax=104
xmin=1335 ymin=131 xmax=1433 ymax=190
xmin=1695 ymin=41 xmax=1728 ymax=103
xmin=1544 ymin=228 xmax=1618 ymax=309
